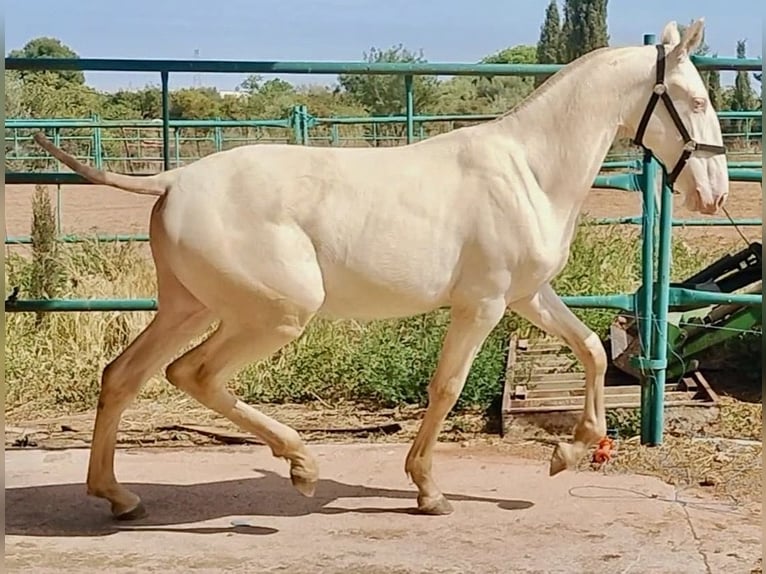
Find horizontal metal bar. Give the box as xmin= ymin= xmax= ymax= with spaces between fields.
xmin=5 ymin=234 xmax=150 ymax=244
xmin=6 ymin=110 xmax=760 ymax=130
xmin=560 ymin=294 xmax=635 ymax=311
xmin=7 ymin=288 xmax=758 ymax=314
xmin=6 ymin=55 xmax=760 ymax=75
xmin=716 ymin=111 xmax=763 ymax=119
xmin=592 ymin=173 xmax=641 ymax=191
xmin=5 ymin=58 xmax=563 ymax=76
xmin=5 ymin=298 xmax=158 ymax=312
xmin=5 ymin=293 xmax=636 ymax=313
xmin=689 ymin=55 xmax=762 ymax=71
xmin=6 ymin=118 xmax=291 ymax=129
xmin=669 ymin=288 xmax=762 ymax=308
xmin=594 ymin=217 xmax=762 ymax=226
xmin=728 ymin=161 xmax=763 ymax=169
xmin=728 ymin=168 xmax=762 ymax=182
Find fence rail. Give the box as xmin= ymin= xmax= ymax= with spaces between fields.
xmin=5 ymin=45 xmax=763 ymax=448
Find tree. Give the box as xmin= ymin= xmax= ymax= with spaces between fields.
xmin=8 ymin=37 xmax=85 ymax=87
xmin=5 ymin=70 xmax=27 ymax=117
xmin=337 ymin=45 xmax=439 ymax=116
xmin=560 ymin=0 xmax=609 ymax=63
xmin=730 ymin=40 xmax=757 ymax=138
xmin=106 ymin=87 xmax=162 ymax=119
xmin=434 ymin=45 xmax=537 ymax=117
xmin=731 ymin=40 xmax=756 ymax=112
xmin=535 ymin=0 xmax=563 ymax=87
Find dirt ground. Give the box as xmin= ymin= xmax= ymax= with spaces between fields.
xmin=5 ymin=442 xmax=762 ymax=574
xmin=4 ymin=181 xmax=763 ymax=245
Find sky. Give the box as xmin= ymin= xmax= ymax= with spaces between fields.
xmin=5 ymin=0 xmax=763 ymax=93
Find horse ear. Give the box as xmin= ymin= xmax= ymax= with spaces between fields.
xmin=660 ymin=21 xmax=681 ymax=46
xmin=669 ymin=18 xmax=705 ymax=63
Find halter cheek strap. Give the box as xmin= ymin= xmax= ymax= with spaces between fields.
xmin=632 ymin=44 xmax=727 ymax=186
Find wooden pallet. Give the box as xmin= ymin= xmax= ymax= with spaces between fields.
xmin=501 ymin=333 xmax=719 ymax=419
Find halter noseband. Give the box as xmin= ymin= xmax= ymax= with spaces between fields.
xmin=632 ymin=44 xmax=727 ymax=186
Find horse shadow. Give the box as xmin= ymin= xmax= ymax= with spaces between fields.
xmin=5 ymin=468 xmax=534 ymax=538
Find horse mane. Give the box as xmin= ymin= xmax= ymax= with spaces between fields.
xmin=494 ymin=46 xmax=618 ymax=121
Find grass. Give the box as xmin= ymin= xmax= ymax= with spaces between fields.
xmin=4 ymin=218 xmax=760 ymax=416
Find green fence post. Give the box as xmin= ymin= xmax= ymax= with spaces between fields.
xmin=290 ymin=105 xmax=302 ymax=144
xmin=330 ymin=124 xmax=339 ymax=146
xmin=405 ymin=75 xmax=414 ymax=144
xmin=647 ymin=177 xmax=674 ymax=444
xmin=637 ymin=32 xmax=658 ymax=445
xmin=214 ymin=121 xmax=223 ymax=152
xmin=161 ymin=71 xmax=170 ymax=170
xmin=301 ymin=105 xmax=310 ymax=145
xmin=93 ymin=114 xmax=103 ymax=169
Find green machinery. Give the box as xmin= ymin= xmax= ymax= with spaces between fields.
xmin=610 ymin=241 xmax=762 ymax=381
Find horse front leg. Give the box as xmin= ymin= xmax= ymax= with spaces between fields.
xmin=509 ymin=283 xmax=608 ymax=475
xmin=405 ymin=299 xmax=506 ymax=515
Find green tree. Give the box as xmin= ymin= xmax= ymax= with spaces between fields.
xmin=434 ymin=45 xmax=537 ymax=117
xmin=8 ymin=36 xmax=85 ymax=87
xmin=106 ymin=87 xmax=162 ymax=119
xmin=337 ymin=45 xmax=440 ymax=116
xmin=560 ymin=0 xmax=609 ymax=63
xmin=730 ymin=40 xmax=757 ymax=138
xmin=5 ymin=70 xmax=27 ymax=117
xmin=731 ymin=40 xmax=756 ymax=112
xmin=535 ymin=0 xmax=563 ymax=87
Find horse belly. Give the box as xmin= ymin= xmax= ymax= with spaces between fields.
xmin=316 ymin=258 xmax=453 ymax=320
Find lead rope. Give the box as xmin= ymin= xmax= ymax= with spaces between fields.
xmin=720 ymin=204 xmax=753 ymax=250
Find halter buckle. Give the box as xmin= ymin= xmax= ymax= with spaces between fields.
xmin=652 ymin=83 xmax=666 ymax=95
xmin=682 ymin=140 xmax=697 ymax=152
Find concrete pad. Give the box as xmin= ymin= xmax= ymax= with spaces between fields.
xmin=5 ymin=443 xmax=760 ymax=573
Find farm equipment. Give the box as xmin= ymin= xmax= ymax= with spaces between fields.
xmin=609 ymin=241 xmax=762 ymax=381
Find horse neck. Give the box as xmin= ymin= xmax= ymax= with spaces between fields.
xmin=495 ymin=47 xmax=649 ymax=215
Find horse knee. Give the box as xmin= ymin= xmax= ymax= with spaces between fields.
xmin=427 ymin=375 xmax=463 ymax=405
xmin=581 ymin=332 xmax=607 ymax=378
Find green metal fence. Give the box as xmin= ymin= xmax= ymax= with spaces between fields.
xmin=4 ymin=42 xmax=763 ymax=447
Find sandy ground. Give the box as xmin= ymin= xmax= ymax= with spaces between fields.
xmin=4 ymin=182 xmax=762 ymax=245
xmin=5 ymin=443 xmax=762 ymax=574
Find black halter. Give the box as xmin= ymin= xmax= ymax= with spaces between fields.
xmin=632 ymin=44 xmax=727 ymax=186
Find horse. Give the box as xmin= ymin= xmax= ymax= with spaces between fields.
xmin=33 ymin=18 xmax=728 ymax=520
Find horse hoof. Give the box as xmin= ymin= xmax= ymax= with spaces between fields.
xmin=114 ymin=501 xmax=147 ymax=521
xmin=417 ymin=495 xmax=454 ymax=516
xmin=291 ymin=473 xmax=317 ymax=497
xmin=549 ymin=442 xmax=575 ymax=476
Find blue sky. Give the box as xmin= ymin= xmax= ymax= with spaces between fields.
xmin=5 ymin=0 xmax=763 ymax=92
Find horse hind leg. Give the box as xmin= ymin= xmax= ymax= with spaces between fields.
xmin=165 ymin=299 xmax=322 ymax=497
xmin=87 ymin=279 xmax=214 ymax=519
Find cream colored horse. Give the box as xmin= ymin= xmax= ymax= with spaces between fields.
xmin=34 ymin=18 xmax=728 ymax=520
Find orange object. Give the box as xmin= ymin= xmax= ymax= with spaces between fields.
xmin=591 ymin=436 xmax=614 ymax=464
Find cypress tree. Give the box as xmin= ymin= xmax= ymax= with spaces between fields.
xmin=561 ymin=0 xmax=609 ymax=63
xmin=535 ymin=0 xmax=563 ymax=87
xmin=731 ymin=40 xmax=756 ymax=111
xmin=731 ymin=40 xmax=756 ymax=136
